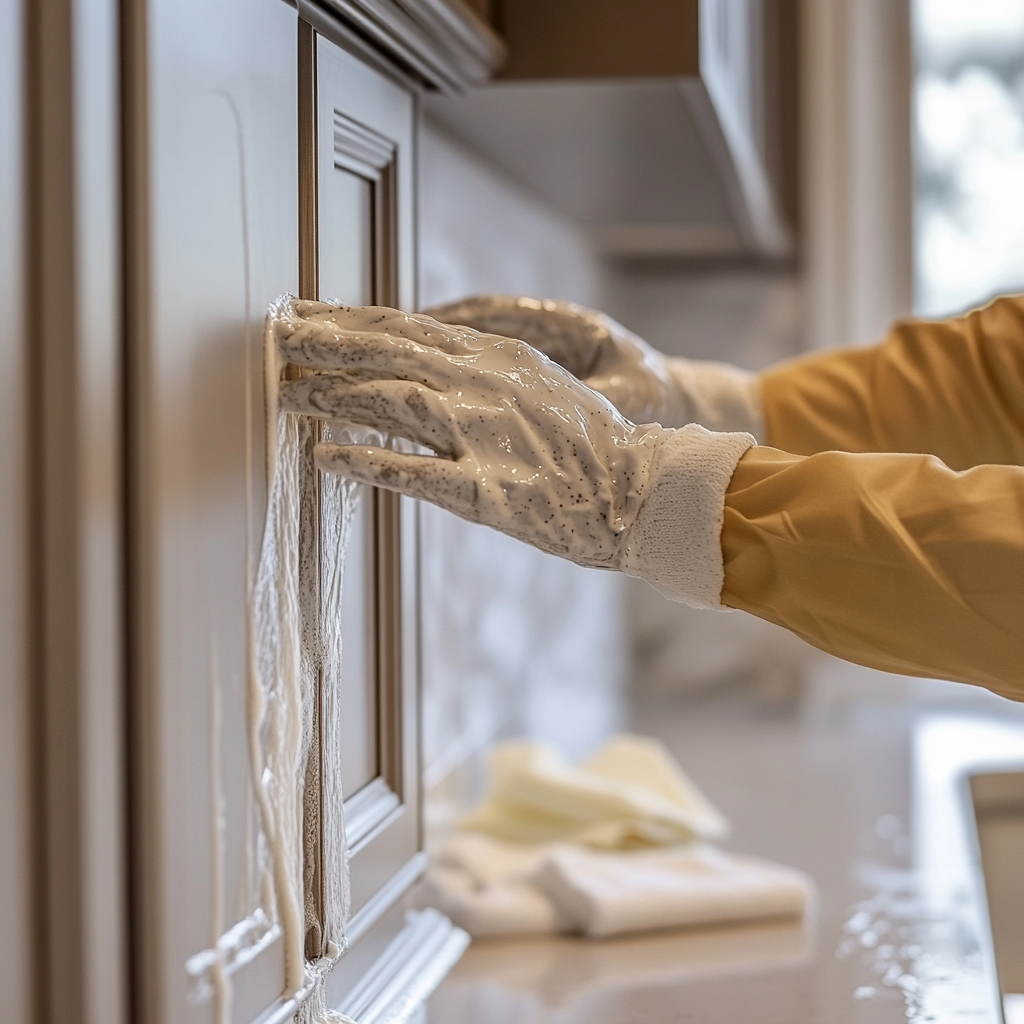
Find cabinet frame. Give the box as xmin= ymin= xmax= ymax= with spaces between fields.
xmin=296 ymin=21 xmax=421 ymax=968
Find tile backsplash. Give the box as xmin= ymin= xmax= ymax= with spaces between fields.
xmin=418 ymin=122 xmax=626 ymax=834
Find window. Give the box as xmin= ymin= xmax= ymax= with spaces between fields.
xmin=914 ymin=0 xmax=1024 ymax=315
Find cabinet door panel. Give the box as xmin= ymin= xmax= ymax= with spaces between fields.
xmin=321 ymin=169 xmax=374 ymax=306
xmin=138 ymin=9 xmax=422 ymax=1019
xmin=307 ymin=37 xmax=422 ymax=986
xmin=338 ymin=493 xmax=379 ymax=796
xmin=320 ymin=160 xmax=380 ymax=801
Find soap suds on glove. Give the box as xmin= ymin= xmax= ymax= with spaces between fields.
xmin=273 ymin=298 xmax=755 ymax=612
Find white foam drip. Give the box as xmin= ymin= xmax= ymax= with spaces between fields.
xmin=185 ymin=913 xmax=280 ymax=1006
xmin=315 ymin=419 xmax=374 ymax=950
xmin=249 ymin=405 xmax=307 ymax=992
xmin=244 ymin=297 xmax=384 ymax=1020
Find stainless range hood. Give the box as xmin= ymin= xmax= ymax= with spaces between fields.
xmin=425 ymin=0 xmax=799 ymax=261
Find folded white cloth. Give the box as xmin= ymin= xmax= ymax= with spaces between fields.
xmin=424 ymin=735 xmax=813 ymax=939
xmin=533 ymin=843 xmax=813 ymax=939
xmin=460 ymin=734 xmax=729 ymax=848
xmin=422 ymin=834 xmax=567 ymax=937
xmin=422 ymin=832 xmax=814 ymax=940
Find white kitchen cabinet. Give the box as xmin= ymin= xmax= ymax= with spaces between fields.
xmin=8 ymin=0 xmax=500 ymax=1017
xmin=426 ymin=0 xmax=799 ymax=261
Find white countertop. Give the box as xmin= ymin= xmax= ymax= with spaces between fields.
xmin=427 ymin=659 xmax=1024 ymax=1023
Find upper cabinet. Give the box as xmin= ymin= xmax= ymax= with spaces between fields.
xmin=426 ymin=0 xmax=800 ymax=260
xmin=481 ymin=0 xmax=702 ymax=80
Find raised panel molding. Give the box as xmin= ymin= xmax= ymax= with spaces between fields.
xmin=339 ymin=908 xmax=469 ymax=1023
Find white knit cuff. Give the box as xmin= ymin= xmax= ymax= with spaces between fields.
xmin=621 ymin=424 xmax=755 ymax=609
xmin=664 ymin=359 xmax=766 ymax=442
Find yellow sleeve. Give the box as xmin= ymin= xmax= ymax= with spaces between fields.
xmin=759 ymin=294 xmax=1024 ymax=469
xmin=721 ymin=446 xmax=1024 ymax=699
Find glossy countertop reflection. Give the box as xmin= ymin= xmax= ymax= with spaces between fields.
xmin=426 ymin=659 xmax=1024 ymax=1023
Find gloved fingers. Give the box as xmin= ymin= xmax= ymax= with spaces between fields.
xmin=425 ymin=295 xmax=606 ymax=380
xmin=277 ymin=304 xmax=478 ymax=363
xmin=314 ymin=443 xmax=479 ymax=518
xmin=279 ymin=377 xmax=463 ymax=458
xmin=582 ymin=373 xmax=645 ymax=422
xmin=423 ymin=295 xmax=520 ymax=331
xmin=285 ymin=298 xmax=342 ymax=319
xmin=276 ymin=324 xmax=447 ymax=379
xmin=279 ymin=301 xmax=430 ymax=341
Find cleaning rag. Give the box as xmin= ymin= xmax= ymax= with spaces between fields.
xmin=423 ymin=735 xmax=813 ymax=939
xmin=423 ymin=832 xmax=813 ymax=939
xmin=460 ymin=734 xmax=729 ymax=848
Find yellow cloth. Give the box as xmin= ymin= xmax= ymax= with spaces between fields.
xmin=721 ymin=295 xmax=1024 ymax=698
xmin=459 ymin=735 xmax=729 ymax=849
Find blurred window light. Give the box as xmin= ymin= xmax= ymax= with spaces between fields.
xmin=918 ymin=0 xmax=1024 ymax=58
xmin=914 ymin=0 xmax=1024 ymax=316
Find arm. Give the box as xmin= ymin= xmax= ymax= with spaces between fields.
xmin=722 ymin=446 xmax=1024 ymax=698
xmin=272 ymin=299 xmax=1024 ymax=702
xmin=760 ymin=295 xmax=1024 ymax=468
xmin=428 ymin=293 xmax=1024 ymax=467
xmin=731 ymin=297 xmax=1024 ymax=693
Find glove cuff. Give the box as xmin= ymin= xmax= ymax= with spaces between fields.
xmin=621 ymin=424 xmax=755 ymax=609
xmin=664 ymin=359 xmax=766 ymax=442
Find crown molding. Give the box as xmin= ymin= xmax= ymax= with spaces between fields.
xmin=301 ymin=0 xmax=506 ymax=93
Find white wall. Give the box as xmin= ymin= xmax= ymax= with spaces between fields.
xmin=801 ymin=0 xmax=914 ymax=349
xmin=417 ymin=121 xmax=626 ymax=831
xmin=602 ymin=265 xmax=818 ymax=701
xmin=418 ymin=120 xmax=603 ymax=307
xmin=602 ymin=264 xmax=802 ymax=367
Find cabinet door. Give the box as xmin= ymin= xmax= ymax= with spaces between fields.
xmin=133 ymin=1 xmax=297 ymax=1021
xmin=300 ymin=33 xmax=423 ymax=982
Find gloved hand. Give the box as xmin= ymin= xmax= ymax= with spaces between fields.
xmin=272 ymin=298 xmax=755 ymax=608
xmin=424 ymin=294 xmax=765 ymax=440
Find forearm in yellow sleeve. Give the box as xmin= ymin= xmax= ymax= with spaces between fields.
xmin=721 ymin=445 xmax=1024 ymax=699
xmin=759 ymin=295 xmax=1024 ymax=469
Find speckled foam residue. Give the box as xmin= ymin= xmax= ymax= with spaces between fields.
xmin=272 ymin=296 xmax=756 ymax=613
